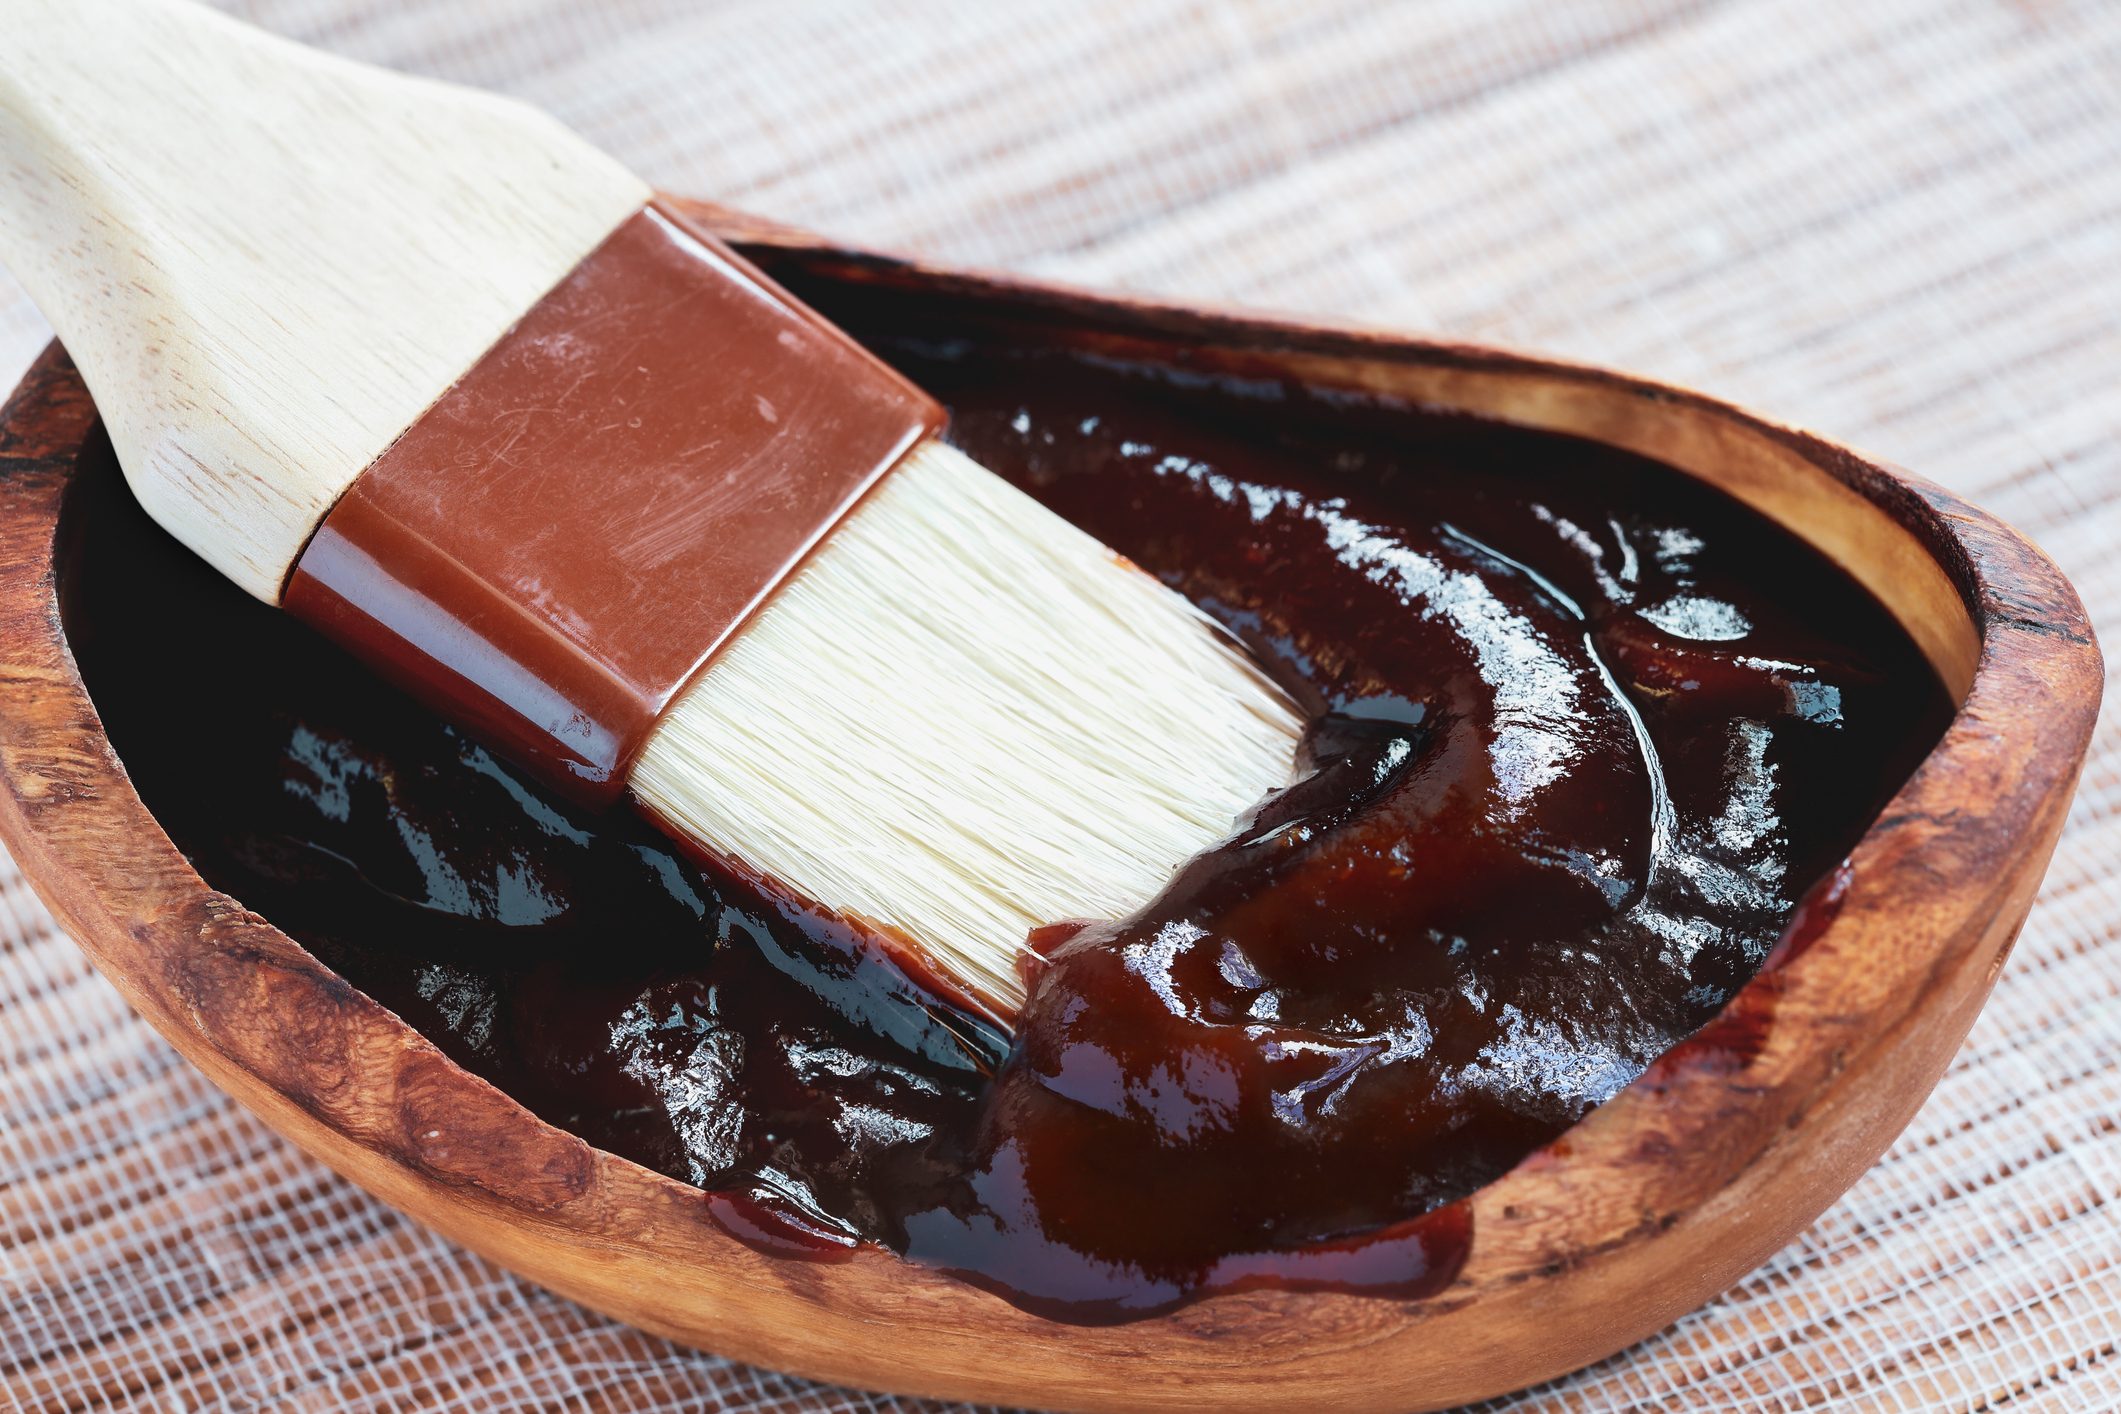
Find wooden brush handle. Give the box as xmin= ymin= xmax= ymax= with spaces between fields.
xmin=0 ymin=0 xmax=648 ymax=601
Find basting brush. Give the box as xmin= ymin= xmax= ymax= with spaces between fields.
xmin=0 ymin=0 xmax=1302 ymax=1021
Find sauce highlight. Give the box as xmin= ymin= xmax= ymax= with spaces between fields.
xmin=64 ymin=335 xmax=1953 ymax=1324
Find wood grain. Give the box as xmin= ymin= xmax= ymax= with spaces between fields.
xmin=0 ymin=0 xmax=646 ymax=601
xmin=0 ymin=202 xmax=2100 ymax=1412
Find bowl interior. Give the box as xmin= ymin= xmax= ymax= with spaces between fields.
xmin=49 ymin=274 xmax=1962 ymax=1244
xmin=1 ymin=228 xmax=2094 ymax=1411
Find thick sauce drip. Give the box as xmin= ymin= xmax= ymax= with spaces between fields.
xmin=64 ymin=337 xmax=1952 ymax=1324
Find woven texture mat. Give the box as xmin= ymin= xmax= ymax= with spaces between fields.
xmin=4 ymin=1 xmax=2119 ymax=1408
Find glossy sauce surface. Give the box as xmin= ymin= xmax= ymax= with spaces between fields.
xmin=65 ymin=334 xmax=1953 ymax=1323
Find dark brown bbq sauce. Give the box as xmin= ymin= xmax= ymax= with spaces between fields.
xmin=61 ymin=334 xmax=1954 ymax=1324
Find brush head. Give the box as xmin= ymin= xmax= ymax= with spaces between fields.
xmin=630 ymin=439 xmax=1305 ymax=1020
xmin=0 ymin=3 xmax=1300 ymax=1019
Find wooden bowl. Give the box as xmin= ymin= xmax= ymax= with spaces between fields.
xmin=0 ymin=198 xmax=2099 ymax=1412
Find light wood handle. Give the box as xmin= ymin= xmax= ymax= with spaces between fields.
xmin=0 ymin=0 xmax=649 ymax=601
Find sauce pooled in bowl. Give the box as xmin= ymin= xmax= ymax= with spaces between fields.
xmin=65 ymin=334 xmax=1953 ymax=1322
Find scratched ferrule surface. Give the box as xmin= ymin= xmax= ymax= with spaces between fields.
xmin=284 ymin=201 xmax=943 ymax=805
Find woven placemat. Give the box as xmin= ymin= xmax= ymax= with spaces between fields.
xmin=3 ymin=1 xmax=2118 ymax=1408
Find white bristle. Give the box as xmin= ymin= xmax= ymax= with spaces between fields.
xmin=630 ymin=439 xmax=1303 ymax=1019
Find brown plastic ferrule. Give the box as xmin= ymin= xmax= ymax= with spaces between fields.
xmin=284 ymin=202 xmax=943 ymax=808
